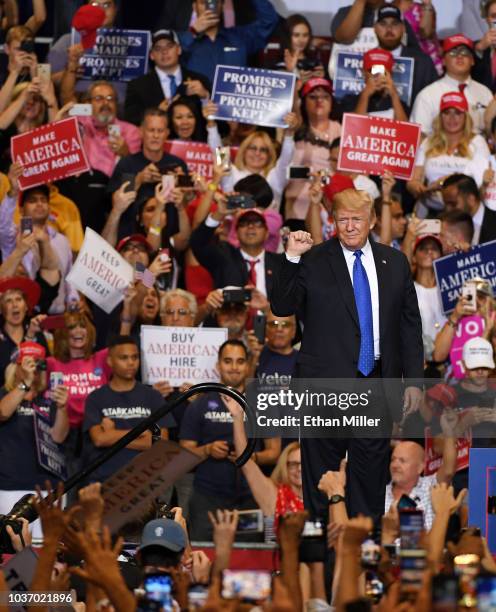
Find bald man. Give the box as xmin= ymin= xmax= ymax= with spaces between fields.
xmin=385 ymin=429 xmax=457 ymax=529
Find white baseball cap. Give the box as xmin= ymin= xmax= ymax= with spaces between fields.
xmin=462 ymin=337 xmax=495 ymax=370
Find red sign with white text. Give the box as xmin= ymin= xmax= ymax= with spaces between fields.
xmin=337 ymin=113 xmax=421 ymax=180
xmin=164 ymin=140 xmax=238 ymax=180
xmin=11 ymin=117 xmax=90 ymax=190
xmin=424 ymin=425 xmax=471 ymax=476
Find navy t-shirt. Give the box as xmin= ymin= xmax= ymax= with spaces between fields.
xmin=180 ymin=391 xmax=250 ymax=498
xmin=257 ymin=347 xmax=297 ymax=379
xmin=82 ymin=382 xmax=175 ymax=483
xmin=0 ymin=389 xmax=60 ymax=490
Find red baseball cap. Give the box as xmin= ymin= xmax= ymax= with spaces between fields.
xmin=235 ymin=209 xmax=267 ymax=228
xmin=116 ymin=234 xmax=153 ymax=254
xmin=323 ymin=174 xmax=355 ymax=202
xmin=363 ymin=48 xmax=394 ymax=73
xmin=300 ymin=77 xmax=333 ymax=98
xmin=442 ymin=34 xmax=474 ymax=54
xmin=440 ymin=91 xmax=468 ymax=113
xmin=0 ymin=277 xmax=41 ymax=312
xmin=413 ymin=234 xmax=443 ymax=254
xmin=17 ymin=341 xmax=46 ymax=364
xmin=72 ymin=4 xmax=106 ymax=50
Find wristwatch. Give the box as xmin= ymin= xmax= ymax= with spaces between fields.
xmin=17 ymin=381 xmax=31 ymax=392
xmin=328 ymin=494 xmax=345 ymax=505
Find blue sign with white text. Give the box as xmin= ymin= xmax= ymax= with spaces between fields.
xmin=334 ymin=52 xmax=414 ymax=106
xmin=433 ymin=240 xmax=496 ymax=314
xmin=468 ymin=448 xmax=496 ymax=553
xmin=71 ymin=28 xmax=150 ymax=82
xmin=211 ymin=65 xmax=296 ymax=129
xmin=34 ymin=412 xmax=67 ymax=480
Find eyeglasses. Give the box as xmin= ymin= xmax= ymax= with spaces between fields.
xmin=164 ymin=308 xmax=191 ymax=316
xmin=287 ymin=461 xmax=301 ymax=470
xmin=90 ymin=1 xmax=113 ymax=8
xmin=90 ymin=95 xmax=117 ymax=102
xmin=247 ymin=145 xmax=270 ymax=154
xmin=447 ymin=47 xmax=472 ymax=57
xmin=267 ymin=320 xmax=293 ymax=328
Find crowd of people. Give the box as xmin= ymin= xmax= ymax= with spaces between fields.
xmin=0 ymin=0 xmax=496 ymax=610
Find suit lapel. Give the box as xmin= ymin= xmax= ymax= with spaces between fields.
xmin=327 ymin=238 xmax=359 ymax=329
xmin=264 ymin=252 xmax=274 ymax=295
xmin=370 ymin=240 xmax=390 ymax=340
xmin=150 ymin=69 xmax=166 ymax=102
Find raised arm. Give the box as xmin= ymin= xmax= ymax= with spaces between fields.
xmin=333 ymin=0 xmax=367 ymax=44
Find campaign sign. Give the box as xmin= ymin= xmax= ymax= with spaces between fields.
xmin=468 ymin=448 xmax=496 ymax=552
xmin=337 ymin=113 xmax=421 ymax=180
xmin=449 ymin=315 xmax=485 ymax=379
xmin=71 ymin=28 xmax=150 ymax=82
xmin=211 ymin=65 xmax=296 ymax=128
xmin=334 ymin=51 xmax=414 ymax=106
xmin=66 ymin=228 xmax=134 ymax=314
xmin=34 ymin=412 xmax=67 ymax=480
xmin=424 ymin=425 xmax=471 ymax=476
xmin=2 ymin=547 xmax=39 ymax=612
xmin=141 ymin=325 xmax=228 ymax=387
xmin=164 ymin=140 xmax=238 ymax=180
xmin=11 ymin=118 xmax=89 ymax=190
xmin=328 ymin=27 xmax=378 ymax=79
xmin=102 ymin=439 xmax=201 ymax=533
xmin=433 ymin=240 xmax=496 ymax=314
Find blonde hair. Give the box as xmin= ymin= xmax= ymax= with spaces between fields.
xmin=333 ymin=188 xmax=375 ymax=216
xmin=270 ymin=442 xmax=300 ymax=485
xmin=425 ymin=113 xmax=474 ymax=160
xmin=4 ymin=362 xmax=45 ymax=394
xmin=235 ymin=131 xmax=277 ymax=176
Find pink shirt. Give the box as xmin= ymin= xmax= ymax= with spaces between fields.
xmin=78 ymin=117 xmax=142 ymax=177
xmin=46 ymin=349 xmax=112 ymax=428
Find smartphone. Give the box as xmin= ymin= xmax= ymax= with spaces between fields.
xmin=135 ymin=262 xmax=146 ymax=281
xmin=176 ymin=174 xmax=194 ymax=188
xmin=371 ymin=64 xmax=386 ymax=76
xmin=477 ymin=575 xmax=496 ymax=611
xmin=108 ymin=124 xmax=121 ymax=138
xmin=49 ymin=371 xmax=64 ymax=390
xmin=68 ymin=103 xmax=92 ymax=117
xmin=40 ymin=315 xmax=67 ymax=331
xmin=302 ymin=519 xmax=325 ymax=539
xmin=188 ymin=584 xmax=208 ymax=609
xmin=253 ymin=313 xmax=266 ymax=344
xmin=221 ymin=570 xmax=271 ymax=602
xmin=399 ymin=508 xmax=423 ymax=550
xmin=36 ymin=63 xmax=51 ymax=83
xmin=462 ymin=282 xmax=477 ymax=313
xmin=287 ymin=166 xmax=311 ymax=180
xmin=400 ymin=549 xmax=427 ymax=599
xmin=205 ymin=0 xmax=218 ymax=11
xmin=19 ymin=39 xmax=35 ymax=54
xmin=297 ymin=58 xmax=319 ymax=71
xmin=397 ymin=494 xmax=417 ymax=511
xmin=122 ymin=173 xmax=135 ymax=193
xmin=236 ymin=509 xmax=264 ymax=533
xmin=215 ymin=146 xmax=232 ymax=172
xmin=226 ymin=194 xmax=256 ymax=210
xmin=144 ymin=573 xmax=174 ymax=607
xmin=223 ymin=288 xmax=252 ymax=304
xmin=417 ymin=219 xmax=441 ymax=235
xmin=162 ymin=174 xmax=176 ymax=200
xmin=431 ymin=574 xmax=459 ymax=612
xmin=20 ymin=216 xmax=33 ymax=235
xmin=319 ymin=168 xmax=331 ymax=186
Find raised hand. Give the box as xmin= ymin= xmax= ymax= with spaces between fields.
xmin=286 ymin=231 xmax=313 ymax=257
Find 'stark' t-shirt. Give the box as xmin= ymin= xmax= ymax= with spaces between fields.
xmin=82 ymin=382 xmax=175 ymax=483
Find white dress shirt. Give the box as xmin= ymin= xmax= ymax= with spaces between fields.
xmin=285 ymin=239 xmax=380 ymax=359
xmin=155 ymin=66 xmax=182 ymax=100
xmin=472 ymin=202 xmax=485 ymax=245
xmin=410 ymin=74 xmax=493 ymax=135
xmin=240 ymin=248 xmax=267 ymax=296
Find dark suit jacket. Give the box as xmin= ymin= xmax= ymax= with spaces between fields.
xmin=479 ymin=206 xmax=496 ymax=244
xmin=124 ymin=67 xmax=211 ymax=126
xmin=157 ymin=0 xmax=256 ymax=31
xmin=271 ymin=238 xmax=423 ymax=418
xmin=472 ymin=47 xmax=496 ymax=93
xmin=190 ymin=221 xmax=281 ymax=295
xmin=400 ymin=46 xmax=439 ymax=111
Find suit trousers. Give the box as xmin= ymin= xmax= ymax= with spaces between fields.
xmin=301 ymin=363 xmax=392 ymax=525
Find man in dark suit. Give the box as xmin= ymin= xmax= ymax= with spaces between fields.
xmin=271 ymin=188 xmax=424 ymax=523
xmin=472 ymin=0 xmax=496 ymax=92
xmin=442 ymin=174 xmax=496 ymax=245
xmin=190 ymin=206 xmax=279 ymax=297
xmin=124 ymin=30 xmax=211 ymax=126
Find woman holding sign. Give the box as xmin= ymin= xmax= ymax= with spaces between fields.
xmin=407 ymin=91 xmax=490 ymax=217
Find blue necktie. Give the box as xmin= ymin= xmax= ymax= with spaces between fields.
xmin=168 ymin=74 xmax=177 ymax=98
xmin=353 ymin=250 xmax=375 ymax=376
